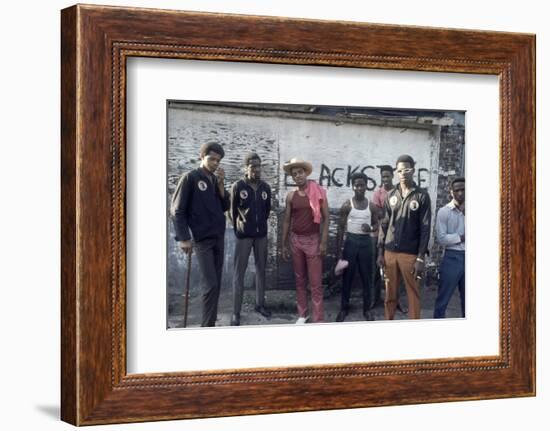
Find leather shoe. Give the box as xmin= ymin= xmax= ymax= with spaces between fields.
xmin=255 ymin=305 xmax=272 ymax=318
xmin=371 ymin=297 xmax=383 ymax=308
xmin=397 ymin=302 xmax=408 ymax=314
xmin=363 ymin=310 xmax=375 ymax=321
xmin=230 ymin=314 xmax=240 ymax=326
xmin=336 ymin=309 xmax=348 ymax=322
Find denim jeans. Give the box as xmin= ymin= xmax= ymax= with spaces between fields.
xmin=434 ymin=249 xmax=465 ymax=318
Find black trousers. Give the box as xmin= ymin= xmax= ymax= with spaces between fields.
xmin=194 ymin=234 xmax=225 ymax=327
xmin=341 ymin=233 xmax=373 ymax=312
xmin=371 ymin=237 xmax=382 ymax=306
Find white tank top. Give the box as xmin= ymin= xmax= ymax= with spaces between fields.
xmin=346 ymin=198 xmax=371 ymax=234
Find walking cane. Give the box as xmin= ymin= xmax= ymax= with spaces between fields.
xmin=183 ymin=250 xmax=192 ymax=328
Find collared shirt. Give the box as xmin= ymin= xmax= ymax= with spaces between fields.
xmin=436 ymin=201 xmax=465 ymax=252
xmin=371 ymin=187 xmax=390 ymax=238
xmin=170 ymin=168 xmax=230 ymax=242
xmin=372 ymin=186 xmax=389 ymax=209
xmin=378 ymin=183 xmax=432 ymax=256
xmin=230 ymin=177 xmax=271 ymax=239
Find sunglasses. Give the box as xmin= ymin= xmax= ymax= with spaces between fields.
xmin=396 ymin=168 xmax=414 ymax=174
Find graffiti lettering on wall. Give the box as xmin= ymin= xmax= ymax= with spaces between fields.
xmin=284 ymin=164 xmax=430 ymax=190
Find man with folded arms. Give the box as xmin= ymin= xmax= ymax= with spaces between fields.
xmin=281 ymin=158 xmax=329 ymax=324
xmin=377 ymin=154 xmax=432 ymax=320
xmin=170 ymin=142 xmax=230 ymax=327
xmin=229 ymin=152 xmax=272 ymax=326
xmin=433 ymin=177 xmax=466 ymax=318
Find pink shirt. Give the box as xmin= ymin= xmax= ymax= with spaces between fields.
xmin=372 ymin=186 xmax=389 ymax=208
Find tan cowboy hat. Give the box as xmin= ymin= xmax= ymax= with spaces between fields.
xmin=283 ymin=158 xmax=313 ymax=176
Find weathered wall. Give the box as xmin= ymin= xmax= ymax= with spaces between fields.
xmin=167 ymin=103 xmax=464 ymax=303
xmin=167 ymin=104 xmax=281 ymax=300
xmin=431 ymin=115 xmax=466 ymax=264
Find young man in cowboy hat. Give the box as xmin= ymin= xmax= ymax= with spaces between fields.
xmin=281 ymin=158 xmax=329 ymax=324
xmin=229 ymin=152 xmax=272 ymax=326
xmin=170 ymin=142 xmax=229 ymax=327
xmin=377 ymin=154 xmax=432 ymax=320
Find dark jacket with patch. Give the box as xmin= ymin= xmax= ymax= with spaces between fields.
xmin=170 ymin=168 xmax=230 ymax=242
xmin=230 ymin=178 xmax=271 ymax=239
xmin=378 ymin=184 xmax=432 ymax=256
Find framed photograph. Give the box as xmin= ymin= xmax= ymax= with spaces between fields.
xmin=61 ymin=4 xmax=535 ymax=425
xmin=164 ymin=100 xmax=465 ymax=330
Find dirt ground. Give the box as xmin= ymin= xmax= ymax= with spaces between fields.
xmin=168 ymin=277 xmax=463 ymax=328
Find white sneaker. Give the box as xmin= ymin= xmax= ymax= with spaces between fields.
xmin=295 ymin=316 xmax=309 ymax=325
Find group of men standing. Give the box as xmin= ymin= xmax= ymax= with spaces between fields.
xmin=170 ymin=142 xmax=465 ymax=327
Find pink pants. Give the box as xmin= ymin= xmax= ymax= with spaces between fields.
xmin=290 ymin=233 xmax=324 ymax=322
